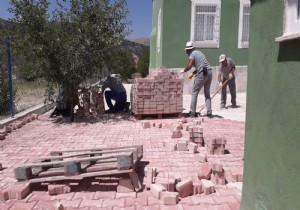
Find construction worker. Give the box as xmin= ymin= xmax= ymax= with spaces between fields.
xmin=100 ymin=73 xmax=129 ymax=113
xmin=180 ymin=41 xmax=213 ymax=118
xmin=218 ymin=54 xmax=237 ymax=108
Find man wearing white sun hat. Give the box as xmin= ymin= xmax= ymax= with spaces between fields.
xmin=180 ymin=41 xmax=213 ymax=118
xmin=218 ymin=54 xmax=237 ymax=108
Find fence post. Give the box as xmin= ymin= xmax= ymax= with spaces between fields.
xmin=6 ymin=36 xmax=14 ymax=117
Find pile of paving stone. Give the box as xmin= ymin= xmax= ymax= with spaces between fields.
xmin=131 ymin=68 xmax=183 ymax=116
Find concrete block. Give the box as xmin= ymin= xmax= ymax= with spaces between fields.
xmin=200 ymin=179 xmax=215 ymax=195
xmin=150 ymin=184 xmax=166 ymax=199
xmin=7 ymin=183 xmax=31 ymax=200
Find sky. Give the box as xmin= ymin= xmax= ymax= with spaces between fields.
xmin=0 ymin=0 xmax=153 ymax=39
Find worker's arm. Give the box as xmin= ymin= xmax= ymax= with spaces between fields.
xmin=180 ymin=59 xmax=194 ymax=74
xmin=218 ymin=72 xmax=222 ymax=83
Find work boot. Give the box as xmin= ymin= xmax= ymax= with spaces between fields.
xmin=124 ymin=102 xmax=130 ymax=112
xmin=220 ymin=104 xmax=225 ymax=109
xmin=188 ymin=111 xmax=198 ymax=118
xmin=231 ymin=104 xmax=237 ymax=108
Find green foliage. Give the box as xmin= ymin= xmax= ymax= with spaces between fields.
xmin=137 ymin=47 xmax=150 ymax=77
xmin=107 ymin=48 xmax=136 ymax=81
xmin=0 ymin=64 xmax=16 ymax=115
xmin=7 ymin=0 xmax=131 ymax=119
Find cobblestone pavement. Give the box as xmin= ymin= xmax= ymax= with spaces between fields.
xmin=0 ymin=109 xmax=245 ymax=209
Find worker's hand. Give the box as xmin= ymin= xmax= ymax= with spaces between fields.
xmin=219 ymin=82 xmax=223 ymax=87
xmin=180 ymin=69 xmax=185 ymax=74
xmin=188 ymin=73 xmax=194 ymax=80
xmin=228 ymin=73 xmax=233 ymax=80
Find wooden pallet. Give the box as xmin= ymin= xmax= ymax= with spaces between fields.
xmin=134 ymin=112 xmax=182 ymax=120
xmin=14 ymin=145 xmax=143 ymax=191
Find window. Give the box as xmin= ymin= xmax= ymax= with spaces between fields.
xmin=191 ymin=0 xmax=221 ymax=48
xmin=275 ymin=0 xmax=300 ymax=42
xmin=238 ymin=0 xmax=250 ymax=48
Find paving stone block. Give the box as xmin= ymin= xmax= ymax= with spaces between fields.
xmin=0 ymin=190 xmax=9 ymax=201
xmin=194 ymin=154 xmax=207 ymax=163
xmin=142 ymin=121 xmax=151 ymax=129
xmin=150 ymin=184 xmax=166 ymax=199
xmin=48 ymin=184 xmax=71 ymax=195
xmin=171 ymin=129 xmax=182 ymax=138
xmin=175 ymin=179 xmax=193 ymax=198
xmin=212 ymin=163 xmax=223 ymax=172
xmin=198 ymin=162 xmax=212 ymax=179
xmin=161 ymin=191 xmax=179 ymax=205
xmin=176 ymin=139 xmax=188 ymax=151
xmin=200 ymin=179 xmax=215 ymax=195
xmin=7 ymin=183 xmax=31 ymax=200
xmin=193 ymin=181 xmax=202 ymax=195
xmin=188 ymin=142 xmax=198 ymax=153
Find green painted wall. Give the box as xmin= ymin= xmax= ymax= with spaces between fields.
xmin=241 ymin=1 xmax=300 ymax=210
xmin=150 ymin=0 xmax=249 ymax=69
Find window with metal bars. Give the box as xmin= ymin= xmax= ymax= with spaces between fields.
xmin=238 ymin=0 xmax=250 ymax=48
xmin=191 ymin=0 xmax=221 ymax=48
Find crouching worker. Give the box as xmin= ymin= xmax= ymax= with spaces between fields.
xmin=100 ymin=74 xmax=130 ymax=113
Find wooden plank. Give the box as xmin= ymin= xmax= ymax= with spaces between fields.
xmin=14 ymin=153 xmax=133 ymax=181
xmin=50 ymin=145 xmax=143 ymax=156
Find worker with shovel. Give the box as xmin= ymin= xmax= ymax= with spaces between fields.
xmin=218 ymin=54 xmax=237 ymax=108
xmin=180 ymin=41 xmax=213 ymax=118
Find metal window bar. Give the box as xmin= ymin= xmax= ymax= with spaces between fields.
xmin=242 ymin=5 xmax=250 ymax=43
xmin=194 ymin=5 xmax=218 ymax=42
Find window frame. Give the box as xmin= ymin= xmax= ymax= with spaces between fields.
xmin=238 ymin=0 xmax=250 ymax=48
xmin=275 ymin=0 xmax=300 ymax=42
xmin=190 ymin=0 xmax=221 ymax=48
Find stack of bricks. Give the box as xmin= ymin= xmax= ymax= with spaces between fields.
xmin=205 ymin=137 xmax=227 ymax=155
xmin=189 ymin=125 xmax=204 ymax=146
xmin=131 ymin=68 xmax=183 ymax=116
xmin=76 ymin=88 xmax=105 ymax=117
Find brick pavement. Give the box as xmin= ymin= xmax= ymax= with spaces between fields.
xmin=0 ymin=113 xmax=244 ymax=210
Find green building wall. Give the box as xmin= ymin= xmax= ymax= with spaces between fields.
xmin=150 ymin=0 xmax=249 ymax=69
xmin=241 ymin=1 xmax=300 ymax=210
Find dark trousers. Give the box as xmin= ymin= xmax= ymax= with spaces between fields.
xmin=104 ymin=91 xmax=127 ymax=112
xmin=221 ymin=77 xmax=236 ymax=106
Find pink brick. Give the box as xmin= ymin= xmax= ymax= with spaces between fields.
xmin=176 ymin=139 xmax=188 ymax=151
xmin=161 ymin=191 xmax=179 ymax=205
xmin=7 ymin=183 xmax=31 ymax=200
xmin=155 ymin=177 xmax=175 ymax=192
xmin=48 ymin=184 xmax=71 ymax=195
xmin=194 ymin=154 xmax=207 ymax=163
xmin=198 ymin=162 xmax=212 ymax=179
xmin=212 ymin=163 xmax=223 ymax=172
xmin=188 ymin=142 xmax=198 ymax=153
xmin=171 ymin=129 xmax=182 ymax=138
xmin=150 ymin=184 xmax=166 ymax=199
xmin=175 ymin=179 xmax=193 ymax=198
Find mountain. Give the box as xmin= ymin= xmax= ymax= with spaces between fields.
xmin=122 ymin=39 xmax=149 ymax=58
xmin=127 ymin=37 xmax=150 ymax=46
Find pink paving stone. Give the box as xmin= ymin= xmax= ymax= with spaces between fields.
xmin=59 ymin=199 xmax=82 ymax=208
xmin=48 ymin=184 xmax=71 ymax=195
xmin=198 ymin=162 xmax=212 ymax=179
xmin=116 ymin=192 xmax=137 ymax=198
xmin=7 ymin=183 xmax=31 ymax=200
xmin=102 ymin=198 xmax=126 ymax=208
xmin=161 ymin=191 xmax=179 ymax=205
xmin=32 ymin=200 xmax=64 ymax=210
xmin=191 ymin=194 xmax=216 ymax=205
xmin=79 ymin=199 xmax=103 ymax=208
xmin=125 ymin=196 xmax=148 ymax=207
xmin=136 ymin=204 xmax=160 ymax=210
xmin=150 ymin=184 xmax=166 ymax=199
xmin=117 ymin=179 xmax=135 ymax=193
xmin=175 ymin=179 xmax=193 ymax=198
xmin=9 ymin=201 xmax=37 ymax=210
xmin=113 ymin=206 xmax=136 ymax=210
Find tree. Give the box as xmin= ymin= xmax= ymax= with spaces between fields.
xmin=136 ymin=47 xmax=149 ymax=77
xmin=7 ymin=0 xmax=131 ymax=121
xmin=107 ymin=48 xmax=136 ymax=81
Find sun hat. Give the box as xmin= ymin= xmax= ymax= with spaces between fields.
xmin=185 ymin=41 xmax=195 ymax=50
xmin=219 ymin=54 xmax=226 ymax=62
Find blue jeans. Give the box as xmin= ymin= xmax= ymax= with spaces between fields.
xmin=104 ymin=91 xmax=127 ymax=112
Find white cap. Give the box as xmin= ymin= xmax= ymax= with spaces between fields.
xmin=219 ymin=54 xmax=226 ymax=62
xmin=185 ymin=41 xmax=194 ymax=50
